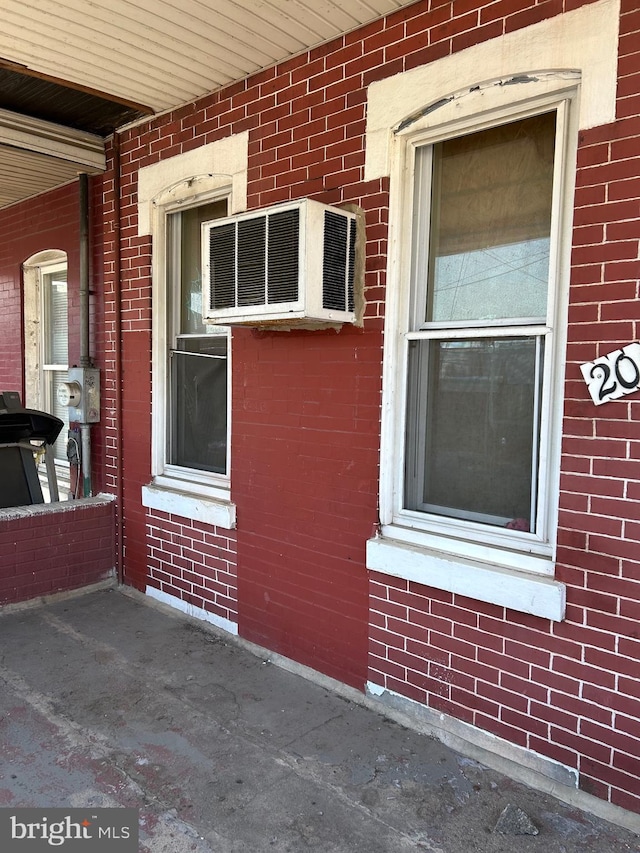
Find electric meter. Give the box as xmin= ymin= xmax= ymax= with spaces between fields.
xmin=57 ymin=381 xmax=82 ymax=408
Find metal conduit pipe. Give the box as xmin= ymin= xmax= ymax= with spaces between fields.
xmin=78 ymin=173 xmax=92 ymax=498
xmin=112 ymin=133 xmax=124 ymax=585
xmin=79 ymin=173 xmax=91 ymax=368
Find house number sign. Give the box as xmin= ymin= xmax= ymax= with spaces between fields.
xmin=581 ymin=342 xmax=640 ymax=405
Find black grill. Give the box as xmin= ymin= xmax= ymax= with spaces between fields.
xmin=237 ymin=217 xmax=266 ymax=306
xmin=209 ymin=223 xmax=236 ymax=310
xmin=206 ymin=202 xmax=356 ymax=318
xmin=267 ymin=209 xmax=299 ymax=304
xmin=322 ymin=210 xmax=352 ymax=311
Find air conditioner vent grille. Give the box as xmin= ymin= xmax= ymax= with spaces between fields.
xmin=203 ymin=199 xmax=360 ymax=327
xmin=209 ymin=223 xmax=235 ymax=310
xmin=322 ymin=211 xmax=350 ymax=311
xmin=237 ymin=217 xmax=266 ymax=306
xmin=267 ymin=209 xmax=299 ymax=304
xmin=347 ymin=218 xmax=356 ymax=313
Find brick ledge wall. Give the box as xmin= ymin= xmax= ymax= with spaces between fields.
xmin=0 ymin=495 xmax=116 ymax=605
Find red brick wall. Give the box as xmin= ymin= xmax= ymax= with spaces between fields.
xmin=0 ymin=179 xmax=109 ymax=494
xmin=0 ymin=498 xmax=115 ymax=605
xmin=98 ymin=135 xmax=153 ymax=590
xmin=0 ymin=183 xmax=80 ymax=397
xmin=102 ymin=1 xmax=640 ymax=812
xmin=2 ymin=0 xmax=638 ymax=816
xmin=233 ymin=322 xmax=381 ymax=687
xmin=366 ymin=0 xmax=640 ymax=816
xmin=146 ymin=510 xmax=238 ymax=625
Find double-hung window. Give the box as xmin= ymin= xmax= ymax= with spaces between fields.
xmin=140 ymin=134 xmax=248 ymax=528
xmin=364 ymin=3 xmax=617 ymax=620
xmin=405 ymin=112 xmax=556 ymax=537
xmin=369 ymin=95 xmax=577 ymax=620
xmin=144 ymin=193 xmax=234 ymax=526
xmin=166 ymin=200 xmax=229 ymax=478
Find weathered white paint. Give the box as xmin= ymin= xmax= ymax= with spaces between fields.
xmin=365 ymin=680 xmax=579 ymax=787
xmin=368 ymin=6 xmax=601 ymax=617
xmin=369 ymin=84 xmax=579 ymax=617
xmin=0 ymin=108 xmax=104 ymax=206
xmin=145 ymin=585 xmax=238 ymax=636
xmin=366 ymin=536 xmax=566 ymax=621
xmin=0 ymin=494 xmax=115 ymax=521
xmin=137 ymin=132 xmax=249 ymax=235
xmin=365 ymin=0 xmax=621 ymax=180
xmin=139 ymin=134 xmax=246 ymax=521
xmin=0 ymin=146 xmax=97 ymax=209
xmin=0 ymin=108 xmax=105 ymax=167
xmin=377 ymin=523 xmax=557 ymax=577
xmin=141 ymin=484 xmax=236 ymax=529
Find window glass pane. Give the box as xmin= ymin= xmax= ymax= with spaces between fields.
xmin=166 ymin=199 xmax=229 ymax=475
xmin=41 ymin=267 xmax=68 ymax=464
xmin=170 ymin=200 xmax=227 ymax=336
xmin=422 ymin=112 xmax=556 ymax=323
xmin=43 ymin=271 xmax=68 ymax=364
xmin=171 ymin=337 xmax=227 ymax=473
xmin=50 ymin=368 xmax=70 ymax=462
xmin=405 ymin=337 xmax=542 ymax=530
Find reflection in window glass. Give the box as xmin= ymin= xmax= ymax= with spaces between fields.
xmin=171 ymin=337 xmax=227 ymax=473
xmin=405 ymin=338 xmax=543 ymax=529
xmin=405 ymin=112 xmax=557 ymax=532
xmin=424 ymin=113 xmax=555 ymax=323
xmin=432 ymin=238 xmax=550 ymax=323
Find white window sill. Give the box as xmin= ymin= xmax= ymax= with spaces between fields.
xmin=366 ymin=533 xmax=565 ymax=622
xmin=142 ymin=482 xmax=236 ymax=529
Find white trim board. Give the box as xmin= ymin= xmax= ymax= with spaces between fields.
xmin=142 ymin=483 xmax=236 ymax=528
xmin=365 ymin=0 xmax=620 ymax=180
xmin=367 ymin=536 xmax=566 ymax=621
xmin=137 ymin=131 xmax=249 ymax=235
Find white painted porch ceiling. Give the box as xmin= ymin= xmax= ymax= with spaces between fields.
xmin=2 ymin=0 xmax=416 ymax=113
xmin=0 ymin=0 xmax=419 ymax=209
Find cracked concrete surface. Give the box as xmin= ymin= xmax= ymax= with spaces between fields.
xmin=0 ymin=588 xmax=638 ymax=852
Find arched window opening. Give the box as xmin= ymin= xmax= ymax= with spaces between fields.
xmin=23 ymin=250 xmax=70 ymax=500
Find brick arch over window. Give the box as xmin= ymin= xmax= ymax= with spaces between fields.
xmin=364 ymin=0 xmax=619 ymax=183
xmin=392 ymin=71 xmax=582 ymax=135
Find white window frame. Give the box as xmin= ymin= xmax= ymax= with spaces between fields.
xmin=368 ymin=84 xmax=580 ymax=621
xmin=145 ymin=185 xmax=235 ymax=527
xmin=40 ymin=260 xmax=69 ymax=434
xmin=364 ymin=0 xmax=620 ymax=620
xmin=155 ymin=194 xmax=231 ymax=492
xmin=395 ymin=97 xmax=571 ymax=556
xmin=23 ymin=251 xmax=71 ymax=499
xmin=139 ymin=134 xmax=249 ymax=528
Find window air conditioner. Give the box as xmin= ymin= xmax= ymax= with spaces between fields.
xmin=202 ymin=199 xmax=362 ymax=329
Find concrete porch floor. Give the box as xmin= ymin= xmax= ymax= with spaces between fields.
xmin=0 ymin=587 xmax=638 ymax=853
